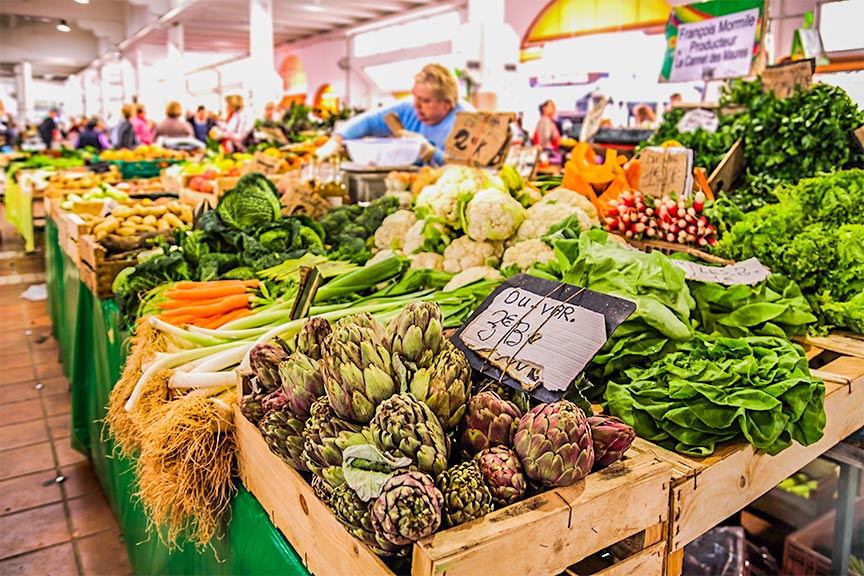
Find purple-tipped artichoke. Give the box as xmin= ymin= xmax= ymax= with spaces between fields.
xmin=587 ymin=415 xmax=635 ymax=468
xmin=249 ymin=343 xmax=290 ymax=392
xmin=370 ymin=471 xmax=443 ymax=546
xmin=330 ymin=483 xmax=407 ymax=557
xmin=513 ymin=401 xmax=594 ymax=488
xmin=484 ymin=381 xmax=530 ymax=415
xmin=278 ymin=352 xmax=325 ymax=419
xmin=389 ymin=302 xmax=446 ymax=385
xmin=460 ymin=391 xmax=522 ymax=457
xmin=436 ymin=461 xmax=493 ymax=528
xmin=239 ymin=392 xmax=267 ymax=425
xmin=408 ymin=345 xmax=472 ymax=431
xmin=321 ymin=314 xmax=396 ymax=423
xmin=259 ymin=408 xmax=309 ymax=472
xmin=369 ymin=394 xmax=449 ymax=478
xmin=295 ymin=317 xmax=332 ymax=361
xmin=262 ymin=389 xmax=290 ymax=414
xmin=303 ymin=397 xmax=367 ymax=488
xmin=474 ymin=446 xmax=527 ymax=507
xmin=311 ymin=475 xmax=334 ymax=504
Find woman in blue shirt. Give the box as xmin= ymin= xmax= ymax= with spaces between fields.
xmin=318 ymin=63 xmax=472 ymax=166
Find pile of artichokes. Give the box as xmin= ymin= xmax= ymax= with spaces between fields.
xmin=240 ymin=302 xmax=637 ymax=561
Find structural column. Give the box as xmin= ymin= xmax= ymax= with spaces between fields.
xmin=167 ymin=22 xmax=186 ymax=104
xmin=249 ymin=0 xmax=277 ymax=114
xmin=14 ymin=61 xmax=34 ymax=125
xmin=462 ymin=0 xmax=519 ymax=111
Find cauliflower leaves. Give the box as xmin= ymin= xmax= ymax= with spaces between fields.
xmin=443 ymin=266 xmax=503 ymax=292
xmin=462 ymin=188 xmax=525 ymax=242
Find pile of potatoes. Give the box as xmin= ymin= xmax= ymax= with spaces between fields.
xmin=86 ymin=200 xmax=194 ymax=241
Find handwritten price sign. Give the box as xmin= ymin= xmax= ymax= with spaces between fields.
xmin=672 ymin=257 xmax=770 ymax=285
xmin=444 ymin=112 xmax=515 ymax=168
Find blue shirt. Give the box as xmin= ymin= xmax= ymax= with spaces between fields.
xmin=336 ymin=100 xmax=473 ymax=165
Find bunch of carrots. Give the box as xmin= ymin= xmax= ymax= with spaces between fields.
xmin=153 ymin=279 xmax=259 ymax=329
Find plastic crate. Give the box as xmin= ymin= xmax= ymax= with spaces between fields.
xmin=107 ymin=159 xmax=183 ymax=180
xmin=783 ymin=496 xmax=863 ymax=576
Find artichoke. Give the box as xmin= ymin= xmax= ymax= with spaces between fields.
xmin=409 ymin=345 xmax=472 ymax=431
xmin=249 ymin=343 xmax=290 ymax=392
xmin=369 ymin=394 xmax=449 ymax=478
xmin=514 ymin=401 xmax=594 ymax=488
xmin=239 ymin=392 xmax=267 ymax=425
xmin=389 ymin=302 xmax=446 ymax=385
xmin=303 ymin=397 xmax=366 ymax=488
xmin=259 ymin=408 xmax=309 ymax=472
xmin=587 ymin=415 xmax=635 ymax=468
xmin=460 ymin=390 xmax=522 ymax=457
xmin=370 ymin=471 xmax=444 ymax=546
xmin=483 ymin=380 xmax=530 ymax=415
xmin=474 ymin=446 xmax=527 ymax=507
xmin=436 ymin=461 xmax=493 ymax=528
xmin=278 ymin=351 xmax=325 ymax=419
xmin=311 ymin=475 xmax=334 ymax=504
xmin=321 ymin=314 xmax=397 ymax=423
xmin=295 ymin=317 xmax=332 ymax=361
xmin=262 ymin=389 xmax=290 ymax=414
xmin=330 ymin=483 xmax=407 ymax=557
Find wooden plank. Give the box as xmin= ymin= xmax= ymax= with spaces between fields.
xmin=591 ymin=541 xmax=666 ymax=576
xmin=707 ymin=138 xmax=744 ymax=194
xmin=797 ymin=333 xmax=864 ymax=359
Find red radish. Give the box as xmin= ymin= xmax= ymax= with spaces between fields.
xmin=635 ymin=222 xmax=646 ymax=233
xmin=646 ymin=208 xmax=654 ymax=216
xmin=698 ymin=237 xmax=708 ymax=247
xmin=687 ymin=225 xmax=697 ymax=235
xmin=646 ymin=227 xmax=656 ymax=237
xmin=687 ymin=207 xmax=697 ymax=218
xmin=693 ymin=191 xmax=705 ymax=212
xmin=607 ymin=206 xmax=619 ymax=217
xmin=625 ymin=230 xmax=634 ymax=238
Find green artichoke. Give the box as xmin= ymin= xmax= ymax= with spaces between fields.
xmin=459 ymin=390 xmax=522 ymax=457
xmin=303 ymin=397 xmax=366 ymax=488
xmin=259 ymin=408 xmax=309 ymax=472
xmin=330 ymin=483 xmax=407 ymax=557
xmin=240 ymin=392 xmax=267 ymax=425
xmin=409 ymin=345 xmax=472 ymax=431
xmin=321 ymin=314 xmax=396 ymax=423
xmin=249 ymin=344 xmax=290 ymax=391
xmin=370 ymin=471 xmax=443 ymax=546
xmin=436 ymin=461 xmax=493 ymax=528
xmin=483 ymin=380 xmax=530 ymax=415
xmin=390 ymin=302 xmax=446 ymax=385
xmin=278 ymin=351 xmax=325 ymax=419
xmin=311 ymin=475 xmax=333 ymax=504
xmin=474 ymin=446 xmax=527 ymax=507
xmin=370 ymin=394 xmax=449 ymax=478
xmin=295 ymin=317 xmax=332 ymax=361
xmin=513 ymin=401 xmax=594 ymax=487
xmin=587 ymin=415 xmax=635 ymax=468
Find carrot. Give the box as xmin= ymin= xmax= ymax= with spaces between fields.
xmin=156 ymin=313 xmax=198 ymax=326
xmin=173 ymin=279 xmax=259 ymax=290
xmin=164 ymin=285 xmax=248 ymax=300
xmin=156 ymin=296 xmax=235 ymax=310
xmin=208 ymin=307 xmax=253 ymax=329
xmin=190 ymin=314 xmax=224 ymax=329
xmin=156 ymin=294 xmax=251 ymax=320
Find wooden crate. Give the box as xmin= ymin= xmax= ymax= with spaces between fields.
xmin=235 ymin=407 xmax=672 ymax=576
xmin=643 ymin=351 xmax=864 ymax=575
xmin=78 ymin=235 xmax=135 ymax=299
xmin=796 ymin=333 xmax=864 ymax=359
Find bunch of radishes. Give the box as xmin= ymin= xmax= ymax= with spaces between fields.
xmin=604 ymin=190 xmax=717 ymax=247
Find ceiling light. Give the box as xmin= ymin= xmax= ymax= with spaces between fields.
xmin=56 ymin=19 xmax=71 ymax=32
xmin=74 ymin=0 xmax=90 ymax=4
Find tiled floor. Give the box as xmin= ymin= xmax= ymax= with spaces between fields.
xmin=0 ymin=208 xmax=133 ymax=575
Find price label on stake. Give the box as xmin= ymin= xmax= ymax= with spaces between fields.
xmin=676 ymin=108 xmax=719 ymax=134
xmin=762 ymin=59 xmax=815 ymax=99
xmin=854 ymin=126 xmax=864 ymax=154
xmin=672 ymin=257 xmax=771 ymax=286
xmin=251 ymin=151 xmax=281 ymax=175
xmin=444 ymin=112 xmax=515 ymax=168
xmin=452 ymin=274 xmax=636 ymax=403
xmin=639 ymin=146 xmax=695 ymax=198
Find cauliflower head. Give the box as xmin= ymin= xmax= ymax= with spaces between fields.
xmin=442 ymin=236 xmax=503 ymax=273
xmin=516 ymin=203 xmax=593 ymax=240
xmin=502 ymin=239 xmax=556 ymax=271
xmin=443 ymin=266 xmax=503 ymax=292
xmin=366 ymin=249 xmax=399 ymax=266
xmin=463 ymin=188 xmax=525 ymax=242
xmin=373 ymin=210 xmax=417 ymax=250
xmin=539 ymin=188 xmax=599 ymax=223
xmin=409 ymin=252 xmax=444 ymax=271
xmin=415 ymin=165 xmax=488 ymax=225
xmin=402 ymin=219 xmax=451 ymax=255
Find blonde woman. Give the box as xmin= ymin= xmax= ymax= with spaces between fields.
xmin=154 ymin=101 xmax=194 ymax=139
xmin=318 ymin=63 xmax=473 ymax=165
xmin=213 ymin=94 xmax=253 ymax=152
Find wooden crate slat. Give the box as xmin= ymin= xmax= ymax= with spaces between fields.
xmin=590 ymin=541 xmax=666 ymax=576
xmin=797 ymin=333 xmax=864 ymax=359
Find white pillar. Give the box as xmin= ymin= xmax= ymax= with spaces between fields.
xmin=460 ymin=0 xmax=519 ymax=111
xmin=249 ymin=0 xmax=277 ymax=114
xmin=14 ymin=61 xmax=34 ymax=124
xmin=131 ymin=48 xmax=144 ymax=101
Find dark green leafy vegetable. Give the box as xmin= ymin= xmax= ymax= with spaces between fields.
xmin=318 ymin=195 xmax=400 ymax=263
xmin=217 ymin=172 xmax=282 ymax=230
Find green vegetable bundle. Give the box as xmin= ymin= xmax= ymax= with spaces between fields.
xmin=318 ymin=195 xmax=401 ymax=264
xmin=606 ymin=335 xmax=825 ymax=456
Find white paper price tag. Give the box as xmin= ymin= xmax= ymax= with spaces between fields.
xmin=677 ymin=109 xmax=719 ymax=134
xmin=673 ymin=257 xmax=770 ymax=286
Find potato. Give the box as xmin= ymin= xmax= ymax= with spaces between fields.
xmin=144 ymin=205 xmax=168 ymax=217
xmin=142 ymin=214 xmax=158 ymax=227
xmin=162 ymin=212 xmax=185 ymax=229
xmin=116 ymin=227 xmax=137 ymax=236
xmin=126 ymin=215 xmax=143 ymax=225
xmin=134 ymin=224 xmax=157 ymax=233
xmin=92 ymin=216 xmax=120 ymax=236
xmin=112 ymin=206 xmax=134 ymax=219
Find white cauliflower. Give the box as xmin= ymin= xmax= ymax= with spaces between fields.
xmin=442 ymin=236 xmax=503 ymax=273
xmin=373 ymin=210 xmax=417 ymax=250
xmin=463 ymin=188 xmax=525 ymax=242
xmin=516 ymin=186 xmax=543 ymax=208
xmin=402 ymin=219 xmax=450 ymax=255
xmin=516 ymin=203 xmax=593 ymax=240
xmin=502 ymin=239 xmax=556 ymax=271
xmin=539 ymin=188 xmax=600 ymax=223
xmin=415 ymin=165 xmax=488 ymax=225
xmin=409 ymin=252 xmax=444 ymax=271
xmin=366 ymin=249 xmax=398 ymax=266
xmin=443 ymin=266 xmax=503 ymax=292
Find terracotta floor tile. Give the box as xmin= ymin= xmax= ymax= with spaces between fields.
xmin=67 ymin=493 xmax=117 ymax=538
xmin=54 ymin=440 xmax=88 ymax=468
xmin=0 ymin=502 xmax=70 ymax=559
xmin=58 ymin=461 xmax=100 ymax=500
xmin=48 ymin=413 xmax=71 ymax=440
xmin=36 ymin=363 xmax=64 ymax=380
xmin=0 ymin=442 xmax=55 ymax=480
xmin=0 ymin=542 xmax=78 ymax=576
xmin=0 ymin=470 xmax=63 ymax=515
xmin=0 ymin=366 xmax=36 ymax=386
xmin=0 ymin=383 xmax=40 ymax=405
xmin=0 ymin=398 xmax=44 ymax=425
xmin=42 ymin=393 xmax=71 ymax=417
xmin=75 ymin=529 xmax=131 ymax=576
xmin=0 ymin=419 xmax=49 ymax=450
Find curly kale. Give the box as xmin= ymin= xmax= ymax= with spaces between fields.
xmin=318 ymin=195 xmax=399 ymax=263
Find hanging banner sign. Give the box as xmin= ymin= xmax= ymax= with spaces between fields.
xmin=660 ymin=0 xmax=765 ymax=83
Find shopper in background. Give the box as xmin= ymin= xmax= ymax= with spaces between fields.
xmin=132 ymin=104 xmax=154 ymax=145
xmin=533 ymin=100 xmax=560 ymax=151
xmin=189 ymin=105 xmax=215 ymax=143
xmin=319 ymin=63 xmax=473 ymax=165
xmin=154 ymin=101 xmax=194 ymax=139
xmin=37 ymin=108 xmax=59 ymax=149
xmin=74 ymin=117 xmax=110 ymax=151
xmin=262 ymin=101 xmax=279 ymax=123
xmin=212 ymin=94 xmax=253 ymax=152
xmin=115 ymin=104 xmax=139 ymax=149
xmin=632 ymin=103 xmax=657 ymax=129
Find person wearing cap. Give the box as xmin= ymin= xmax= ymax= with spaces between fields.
xmin=317 ymin=63 xmax=473 ymax=165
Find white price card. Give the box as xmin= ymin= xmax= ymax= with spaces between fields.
xmin=672 ymin=257 xmax=770 ymax=286
xmin=677 ymin=109 xmax=719 ymax=134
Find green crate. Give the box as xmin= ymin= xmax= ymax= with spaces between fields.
xmin=105 ymin=159 xmax=183 ymax=180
